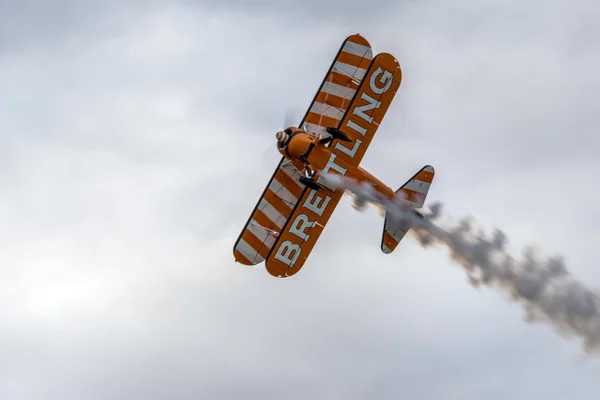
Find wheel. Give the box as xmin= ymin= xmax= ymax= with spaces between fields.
xmin=299 ymin=176 xmax=322 ymax=190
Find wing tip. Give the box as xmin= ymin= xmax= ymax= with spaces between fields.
xmin=233 ymin=248 xmax=253 ymax=266
xmin=381 ymin=244 xmax=393 ymax=254
xmin=346 ymin=33 xmax=372 ymax=49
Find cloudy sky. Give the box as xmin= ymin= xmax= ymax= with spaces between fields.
xmin=1 ymin=0 xmax=600 ymax=398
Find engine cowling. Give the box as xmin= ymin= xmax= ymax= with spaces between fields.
xmin=276 ymin=130 xmax=289 ymax=145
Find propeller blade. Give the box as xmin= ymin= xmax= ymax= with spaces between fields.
xmin=260 ymin=141 xmax=281 ymax=169
xmin=282 ymin=107 xmax=304 ymax=129
xmin=283 ymin=109 xmax=295 ymax=128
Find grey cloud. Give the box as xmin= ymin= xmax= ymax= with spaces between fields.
xmin=0 ymin=0 xmax=120 ymax=52
xmin=188 ymin=0 xmax=404 ymax=21
xmin=379 ymin=0 xmax=600 ymax=172
xmin=0 ymin=0 xmax=397 ymax=55
xmin=1 ymin=0 xmax=600 ymax=399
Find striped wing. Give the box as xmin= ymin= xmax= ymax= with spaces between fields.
xmin=233 ymin=34 xmax=374 ymax=266
xmin=302 ymin=34 xmax=374 ymax=139
xmin=234 ymin=160 xmax=305 ymax=265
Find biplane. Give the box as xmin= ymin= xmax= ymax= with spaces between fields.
xmin=233 ymin=34 xmax=435 ymax=278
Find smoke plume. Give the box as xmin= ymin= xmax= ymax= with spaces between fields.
xmin=414 ymin=202 xmax=600 ymax=354
xmin=323 ymin=173 xmax=600 ymax=354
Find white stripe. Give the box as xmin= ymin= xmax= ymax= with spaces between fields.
xmin=280 ymin=164 xmax=303 ymax=187
xmin=408 ymin=201 xmax=421 ymax=209
xmin=390 ymin=228 xmax=408 ymax=242
xmin=258 ymin=199 xmax=286 ymax=229
xmin=385 ymin=219 xmax=410 ymax=242
xmin=342 ymin=41 xmax=373 ymax=59
xmin=236 ymin=239 xmax=264 ymax=264
xmin=403 ymin=180 xmax=431 ymax=193
xmin=333 ymin=61 xmax=367 ymax=81
xmin=322 ymin=81 xmax=356 ymax=100
xmin=382 ymin=244 xmax=392 ymax=254
xmin=310 ymin=102 xmax=344 ymax=119
xmin=248 ymin=222 xmax=277 ymax=249
xmin=302 ymin=122 xmax=328 ymax=138
xmin=270 ymin=178 xmax=298 ymax=205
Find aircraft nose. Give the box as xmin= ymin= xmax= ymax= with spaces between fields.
xmin=276 ymin=130 xmax=288 ymax=143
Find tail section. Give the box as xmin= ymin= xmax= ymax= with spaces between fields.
xmin=381 ymin=165 xmax=435 ymax=254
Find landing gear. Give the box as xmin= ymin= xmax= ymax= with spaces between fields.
xmin=296 ymin=150 xmax=322 ymax=190
xmin=299 ymin=175 xmax=322 ymax=190
xmin=300 ymin=165 xmax=322 ymax=190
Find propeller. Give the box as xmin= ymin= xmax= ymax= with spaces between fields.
xmin=281 ymin=107 xmax=302 ymax=129
xmin=260 ymin=108 xmax=302 ymax=169
xmin=283 ymin=108 xmax=297 ymax=129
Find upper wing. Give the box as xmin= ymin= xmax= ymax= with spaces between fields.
xmin=328 ymin=53 xmax=402 ymax=167
xmin=264 ymin=52 xmax=403 ymax=278
xmin=233 ymin=34 xmax=374 ymax=266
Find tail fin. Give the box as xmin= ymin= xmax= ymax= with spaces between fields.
xmin=381 ymin=165 xmax=435 ymax=254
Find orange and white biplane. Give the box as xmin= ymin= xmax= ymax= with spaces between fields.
xmin=233 ymin=34 xmax=435 ymax=278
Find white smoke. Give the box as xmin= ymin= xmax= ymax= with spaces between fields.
xmin=319 ymin=172 xmax=600 ymax=354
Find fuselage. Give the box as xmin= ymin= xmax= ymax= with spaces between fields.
xmin=277 ymin=127 xmax=395 ymax=201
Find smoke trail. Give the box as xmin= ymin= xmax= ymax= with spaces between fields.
xmin=415 ymin=202 xmax=600 ymax=354
xmin=320 ymin=172 xmax=600 ymax=354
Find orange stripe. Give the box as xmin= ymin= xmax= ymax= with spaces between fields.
xmin=416 ymin=171 xmax=434 ymax=184
xmin=241 ymin=230 xmax=271 ymax=259
xmin=383 ymin=231 xmax=398 ymax=248
xmin=399 ymin=188 xmax=423 ymax=202
xmin=264 ymin=189 xmax=294 ymax=216
xmin=254 ymin=208 xmax=282 ymax=232
xmin=274 ymin=169 xmax=303 ymax=198
xmin=254 ymin=210 xmax=282 ymax=231
xmin=337 ymin=51 xmax=370 ymax=69
xmin=316 ymin=91 xmax=351 ymax=112
xmin=255 ymin=199 xmax=285 ymax=231
xmin=234 ymin=249 xmax=253 ymax=265
xmin=347 ymin=35 xmax=371 ymax=48
xmin=326 ymin=72 xmax=361 ymax=89
xmin=305 ymin=112 xmax=340 ymax=129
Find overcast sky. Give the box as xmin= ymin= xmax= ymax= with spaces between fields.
xmin=1 ymin=0 xmax=599 ymax=399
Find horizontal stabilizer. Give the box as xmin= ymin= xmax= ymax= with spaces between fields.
xmin=381 ymin=165 xmax=434 ymax=254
